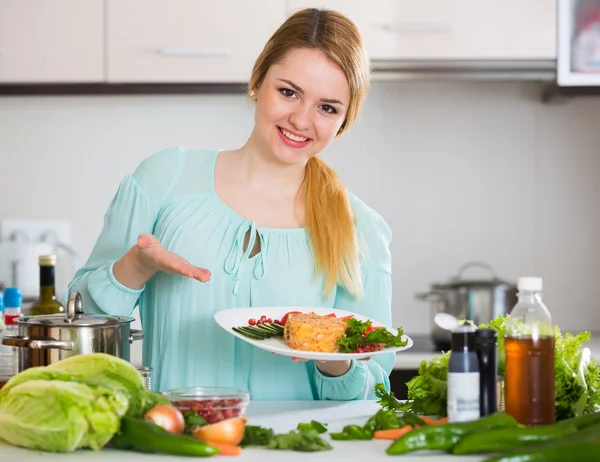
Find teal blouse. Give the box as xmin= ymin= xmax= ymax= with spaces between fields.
xmin=68 ymin=148 xmax=394 ymax=400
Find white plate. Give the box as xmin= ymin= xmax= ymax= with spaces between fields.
xmin=213 ymin=306 xmax=413 ymax=361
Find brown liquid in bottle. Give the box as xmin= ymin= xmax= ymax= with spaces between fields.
xmin=505 ymin=336 xmax=555 ymax=426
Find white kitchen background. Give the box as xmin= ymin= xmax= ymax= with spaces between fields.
xmin=1 ymin=80 xmax=600 ymax=335
xmin=1 ymin=0 xmax=600 ymax=338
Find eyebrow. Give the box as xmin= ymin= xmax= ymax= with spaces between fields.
xmin=277 ymin=78 xmax=345 ymax=106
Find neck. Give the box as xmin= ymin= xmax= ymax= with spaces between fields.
xmin=236 ymin=131 xmax=307 ymax=195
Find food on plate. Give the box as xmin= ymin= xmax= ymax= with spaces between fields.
xmin=233 ymin=310 xmax=408 ymax=354
xmin=284 ymin=312 xmax=348 ymax=353
xmin=144 ymin=405 xmax=185 ymax=434
xmin=233 ymin=322 xmax=284 ymax=340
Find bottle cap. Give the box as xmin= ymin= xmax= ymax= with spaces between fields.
xmin=451 ymin=325 xmax=477 ymax=352
xmin=517 ymin=277 xmax=543 ymax=292
xmin=4 ymin=288 xmax=22 ymax=308
xmin=39 ymin=254 xmax=57 ymax=266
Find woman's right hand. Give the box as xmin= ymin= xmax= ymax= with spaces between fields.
xmin=134 ymin=233 xmax=211 ymax=282
xmin=113 ymin=233 xmax=211 ymax=290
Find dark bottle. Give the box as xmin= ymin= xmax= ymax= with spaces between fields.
xmin=476 ymin=328 xmax=498 ymax=416
xmin=447 ymin=325 xmax=480 ymax=422
xmin=30 ymin=255 xmax=64 ymax=316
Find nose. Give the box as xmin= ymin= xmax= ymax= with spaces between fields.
xmin=288 ymin=103 xmax=311 ymax=132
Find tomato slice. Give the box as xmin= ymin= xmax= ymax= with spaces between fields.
xmin=324 ymin=313 xmax=337 ymax=318
xmin=339 ymin=315 xmax=354 ymax=321
xmin=280 ymin=311 xmax=302 ymax=325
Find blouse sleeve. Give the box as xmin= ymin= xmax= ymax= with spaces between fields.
xmin=67 ymin=148 xmax=183 ymax=317
xmin=313 ymin=196 xmax=395 ymax=400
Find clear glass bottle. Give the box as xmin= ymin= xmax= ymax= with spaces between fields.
xmin=30 ymin=255 xmax=64 ymax=316
xmin=504 ymin=277 xmax=555 ymax=426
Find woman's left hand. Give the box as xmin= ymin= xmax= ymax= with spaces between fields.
xmin=291 ymin=357 xmax=370 ymax=377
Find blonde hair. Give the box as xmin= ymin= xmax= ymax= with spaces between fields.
xmin=249 ymin=8 xmax=370 ymax=298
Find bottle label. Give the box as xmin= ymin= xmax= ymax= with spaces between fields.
xmin=447 ymin=372 xmax=480 ymax=422
xmin=4 ymin=314 xmax=21 ymax=326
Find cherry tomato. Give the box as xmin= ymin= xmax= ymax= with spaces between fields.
xmin=248 ymin=318 xmax=256 ymax=326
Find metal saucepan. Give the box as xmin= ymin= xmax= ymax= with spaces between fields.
xmin=415 ymin=261 xmax=517 ymax=351
xmin=2 ymin=291 xmax=143 ymax=372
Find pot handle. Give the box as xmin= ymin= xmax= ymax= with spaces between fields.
xmin=1 ymin=335 xmax=74 ymax=351
xmin=455 ymin=261 xmax=497 ymax=281
xmin=65 ymin=290 xmax=84 ymax=323
xmin=129 ymin=329 xmax=144 ymax=344
xmin=415 ymin=292 xmax=441 ymax=302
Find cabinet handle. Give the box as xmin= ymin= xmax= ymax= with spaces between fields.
xmin=158 ymin=47 xmax=232 ymax=57
xmin=377 ymin=23 xmax=453 ymax=33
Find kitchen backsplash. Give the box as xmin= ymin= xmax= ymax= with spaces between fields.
xmin=1 ymin=80 xmax=599 ymax=335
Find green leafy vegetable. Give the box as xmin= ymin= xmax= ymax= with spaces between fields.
xmin=0 ymin=379 xmax=128 ymax=452
xmin=267 ymin=429 xmax=332 ymax=452
xmin=240 ymin=425 xmax=274 ymax=447
xmin=297 ymin=420 xmax=328 ymax=434
xmin=330 ymin=425 xmax=373 ymax=440
xmin=182 ymin=411 xmax=207 ymax=434
xmin=0 ymin=353 xmax=158 ymax=452
xmin=336 ymin=318 xmax=407 ymax=353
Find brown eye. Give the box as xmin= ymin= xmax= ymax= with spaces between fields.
xmin=279 ymin=88 xmax=297 ymax=98
xmin=320 ymin=104 xmax=337 ymax=114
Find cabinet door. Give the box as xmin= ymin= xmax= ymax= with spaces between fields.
xmin=455 ymin=0 xmax=556 ymax=59
xmin=0 ymin=0 xmax=104 ymax=83
xmin=107 ymin=0 xmax=286 ymax=83
xmin=288 ymin=0 xmax=458 ymax=60
xmin=288 ymin=0 xmax=556 ymax=60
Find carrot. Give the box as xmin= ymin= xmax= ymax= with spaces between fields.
xmin=373 ymin=425 xmax=413 ymax=440
xmin=207 ymin=442 xmax=241 ymax=456
xmin=421 ymin=416 xmax=448 ymax=425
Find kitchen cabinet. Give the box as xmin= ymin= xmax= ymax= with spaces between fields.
xmin=106 ymin=0 xmax=286 ymax=83
xmin=287 ymin=0 xmax=556 ymax=60
xmin=0 ymin=0 xmax=104 ymax=83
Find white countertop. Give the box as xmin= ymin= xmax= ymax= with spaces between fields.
xmin=0 ymin=401 xmax=487 ymax=461
xmin=394 ymin=331 xmax=600 ymax=370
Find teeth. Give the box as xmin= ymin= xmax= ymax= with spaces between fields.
xmin=281 ymin=128 xmax=308 ymax=142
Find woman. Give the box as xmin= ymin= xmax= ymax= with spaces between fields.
xmin=69 ymin=8 xmax=394 ymax=399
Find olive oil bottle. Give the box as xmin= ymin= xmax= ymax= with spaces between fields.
xmin=30 ymin=255 xmax=64 ymax=315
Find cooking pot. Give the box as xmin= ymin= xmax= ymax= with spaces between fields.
xmin=1 ymin=291 xmax=143 ymax=372
xmin=415 ymin=262 xmax=517 ymax=351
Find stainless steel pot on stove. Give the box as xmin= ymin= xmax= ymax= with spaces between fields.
xmin=1 ymin=291 xmax=143 ymax=372
xmin=415 ymin=262 xmax=517 ymax=351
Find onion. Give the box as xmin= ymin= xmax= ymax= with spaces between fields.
xmin=192 ymin=417 xmax=246 ymax=445
xmin=144 ymin=404 xmax=185 ymax=434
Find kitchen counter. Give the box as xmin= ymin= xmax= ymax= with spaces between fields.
xmin=394 ymin=331 xmax=600 ymax=370
xmin=0 ymin=401 xmax=487 ymax=461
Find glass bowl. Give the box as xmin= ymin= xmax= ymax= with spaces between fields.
xmin=162 ymin=386 xmax=250 ymax=424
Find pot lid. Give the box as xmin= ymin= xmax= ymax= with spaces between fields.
xmin=17 ymin=290 xmax=134 ymax=326
xmin=17 ymin=313 xmax=134 ymax=327
xmin=432 ymin=261 xmax=515 ymax=290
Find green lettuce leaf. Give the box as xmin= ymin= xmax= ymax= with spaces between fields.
xmin=0 ymin=379 xmax=125 ymax=452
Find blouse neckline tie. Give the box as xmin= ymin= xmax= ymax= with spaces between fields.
xmin=224 ymin=221 xmax=266 ymax=295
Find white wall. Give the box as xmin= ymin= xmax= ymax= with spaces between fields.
xmin=1 ymin=81 xmax=599 ymax=336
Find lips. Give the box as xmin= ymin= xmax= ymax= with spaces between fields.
xmin=277 ymin=126 xmax=311 ymax=148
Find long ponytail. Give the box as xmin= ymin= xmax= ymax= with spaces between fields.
xmin=302 ymin=156 xmax=362 ymax=298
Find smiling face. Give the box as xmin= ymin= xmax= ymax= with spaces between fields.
xmin=251 ymin=47 xmax=350 ymax=166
